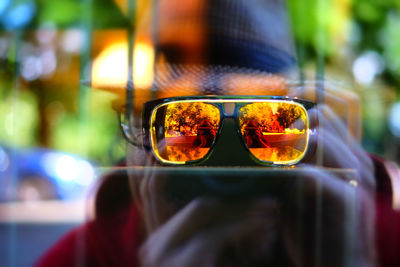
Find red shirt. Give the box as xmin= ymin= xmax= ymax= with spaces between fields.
xmin=36 ymin=156 xmax=400 ymax=267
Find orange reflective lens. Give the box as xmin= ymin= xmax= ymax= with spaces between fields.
xmin=151 ymin=102 xmax=220 ymax=163
xmin=238 ymin=102 xmax=308 ymax=164
xmin=146 ymin=98 xmax=311 ymax=165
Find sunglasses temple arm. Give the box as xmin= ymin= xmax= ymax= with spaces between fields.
xmin=117 ymin=111 xmax=144 ymax=148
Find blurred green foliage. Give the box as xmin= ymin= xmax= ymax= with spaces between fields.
xmin=0 ymin=0 xmax=130 ymax=30
xmin=36 ymin=0 xmax=81 ymax=27
xmin=288 ymin=0 xmax=399 ymax=156
xmin=50 ymin=91 xmax=126 ymax=165
xmin=288 ymin=0 xmax=400 ymax=87
xmin=0 ymin=85 xmax=38 ymax=147
xmin=0 ymin=0 xmax=399 ymax=162
xmin=0 ymin=0 xmax=129 ymax=164
xmin=383 ymin=13 xmax=400 ymax=80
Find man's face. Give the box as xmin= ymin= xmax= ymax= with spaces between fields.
xmin=126 ymin=71 xmax=290 ymax=228
xmin=123 ymin=1 xmax=375 ymax=264
xmin=123 ymin=64 xmax=376 ymax=266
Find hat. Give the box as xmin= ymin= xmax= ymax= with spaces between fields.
xmin=156 ymin=0 xmax=297 ymax=73
xmin=91 ymin=0 xmax=298 ymax=110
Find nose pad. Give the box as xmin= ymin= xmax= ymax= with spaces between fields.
xmin=201 ymin=118 xmax=257 ymax=166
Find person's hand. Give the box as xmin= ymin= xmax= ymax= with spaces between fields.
xmin=137 ymin=173 xmax=375 ymax=267
xmin=282 ymin=102 xmax=376 ymax=267
xmin=131 ymin=101 xmax=376 ymax=267
xmin=139 ymin=197 xmax=283 ymax=267
xmin=306 ymin=103 xmax=375 ymax=189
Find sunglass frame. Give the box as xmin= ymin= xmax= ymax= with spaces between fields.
xmin=141 ymin=95 xmax=315 ymax=166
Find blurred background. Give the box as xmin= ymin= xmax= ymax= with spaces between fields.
xmin=0 ymin=0 xmax=399 ymax=265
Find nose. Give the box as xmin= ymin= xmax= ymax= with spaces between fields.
xmin=201 ymin=118 xmax=257 ymax=166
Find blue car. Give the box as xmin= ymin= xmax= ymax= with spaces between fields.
xmin=0 ymin=145 xmax=97 ymax=202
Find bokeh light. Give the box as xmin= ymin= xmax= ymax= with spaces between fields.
xmin=0 ymin=147 xmax=10 ymax=172
xmin=61 ymin=30 xmax=83 ymax=53
xmin=1 ymin=1 xmax=36 ymax=29
xmin=92 ymin=40 xmax=154 ymax=89
xmin=352 ymin=51 xmax=385 ymax=85
xmin=92 ymin=42 xmax=128 ymax=88
xmin=389 ymin=102 xmax=400 ymax=138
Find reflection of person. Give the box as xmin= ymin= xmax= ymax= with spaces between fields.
xmin=37 ymin=0 xmax=400 ymax=266
xmin=243 ymin=120 xmax=270 ymax=148
xmin=192 ymin=120 xmax=216 ymax=148
xmin=270 ymin=113 xmax=284 ymax=133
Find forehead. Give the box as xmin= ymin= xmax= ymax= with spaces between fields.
xmin=154 ymin=70 xmax=290 ymax=98
xmin=157 ymin=0 xmax=206 ymax=63
xmin=105 ymin=0 xmax=299 ymax=111
xmin=125 ymin=69 xmax=293 ymax=113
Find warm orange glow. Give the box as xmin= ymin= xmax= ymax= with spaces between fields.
xmin=152 ymin=102 xmax=220 ymax=162
xmin=91 ymin=41 xmax=154 ymax=89
xmin=164 ymin=102 xmax=220 ymax=135
xmin=239 ymin=102 xmax=307 ymax=134
xmin=151 ymin=100 xmax=309 ymax=164
xmin=239 ymin=102 xmax=308 ymax=164
xmin=284 ymin=128 xmax=305 ymax=134
xmin=249 ymin=147 xmax=304 ymax=163
xmin=155 ymin=68 xmax=202 ymax=99
xmin=163 ymin=147 xmax=210 ymax=162
xmin=222 ymin=73 xmax=288 ymax=96
xmin=133 ymin=42 xmax=155 ymax=88
xmin=92 ymin=42 xmax=128 ymax=88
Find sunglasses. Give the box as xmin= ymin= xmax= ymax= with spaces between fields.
xmin=119 ymin=96 xmax=315 ymax=166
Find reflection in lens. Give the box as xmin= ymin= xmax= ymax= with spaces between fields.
xmin=239 ymin=102 xmax=308 ymax=164
xmin=152 ymin=102 xmax=220 ymax=163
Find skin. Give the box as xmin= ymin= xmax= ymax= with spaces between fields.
xmin=121 ymin=0 xmax=376 ymax=263
xmin=125 ymin=74 xmax=376 ymax=267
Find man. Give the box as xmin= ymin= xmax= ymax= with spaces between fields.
xmin=37 ymin=0 xmax=399 ymax=266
